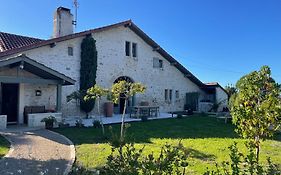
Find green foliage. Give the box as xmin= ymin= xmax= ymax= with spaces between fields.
xmin=84 ymin=85 xmax=109 ymax=101
xmin=225 ymin=84 xmax=237 ymax=98
xmin=93 ymin=120 xmax=101 ymax=128
xmin=40 ymin=115 xmax=57 ymax=123
xmin=80 ymin=35 xmax=98 ymax=115
xmin=108 ymin=123 xmax=131 ymax=148
xmin=101 ymin=142 xmax=188 ymax=175
xmin=204 ymin=142 xmax=281 ymax=175
xmin=111 ymin=80 xmax=146 ymax=104
xmin=230 ymin=66 xmax=281 ymax=160
xmin=0 ymin=135 xmax=10 ymax=159
xmin=177 ymin=114 xmax=183 ymax=119
xmin=209 ymin=99 xmax=227 ymax=112
xmin=67 ymin=91 xmax=83 ymax=103
xmin=75 ymin=119 xmax=85 ymax=128
xmin=111 ymin=80 xmax=146 ymax=142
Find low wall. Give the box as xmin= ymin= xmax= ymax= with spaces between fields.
xmin=198 ymin=102 xmax=213 ymax=112
xmin=0 ymin=115 xmax=7 ymax=130
xmin=28 ymin=113 xmax=62 ymax=128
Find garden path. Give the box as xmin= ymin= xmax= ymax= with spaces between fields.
xmin=0 ymin=129 xmax=75 ymax=175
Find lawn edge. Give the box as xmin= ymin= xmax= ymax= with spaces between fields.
xmin=48 ymin=129 xmax=76 ymax=175
xmin=0 ymin=132 xmax=14 ymax=159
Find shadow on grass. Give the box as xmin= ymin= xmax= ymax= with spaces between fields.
xmin=186 ymin=148 xmax=216 ymax=161
xmin=53 ymin=115 xmax=243 ymax=145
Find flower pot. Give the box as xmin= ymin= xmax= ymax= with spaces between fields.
xmin=104 ymin=102 xmax=114 ymax=117
xmin=45 ymin=121 xmax=54 ymax=129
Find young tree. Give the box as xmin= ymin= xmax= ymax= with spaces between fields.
xmin=111 ymin=81 xmax=146 ymax=142
xmin=230 ymin=66 xmax=281 ymax=161
xmin=225 ymin=84 xmax=237 ymax=98
xmin=80 ymin=35 xmax=97 ymax=117
xmin=84 ymin=85 xmax=109 ymax=135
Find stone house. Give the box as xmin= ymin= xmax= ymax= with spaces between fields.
xmin=0 ymin=7 xmax=228 ymax=127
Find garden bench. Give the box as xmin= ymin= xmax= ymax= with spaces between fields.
xmin=24 ymin=106 xmax=45 ymax=124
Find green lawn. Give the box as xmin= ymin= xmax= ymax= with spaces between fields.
xmin=0 ymin=135 xmax=10 ymax=158
xmin=54 ymin=115 xmax=281 ymax=174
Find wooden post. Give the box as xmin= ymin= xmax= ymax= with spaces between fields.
xmin=56 ymin=84 xmax=62 ymax=112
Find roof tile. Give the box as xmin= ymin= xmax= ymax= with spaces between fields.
xmin=0 ymin=32 xmax=43 ymax=52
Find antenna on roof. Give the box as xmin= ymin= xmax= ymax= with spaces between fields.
xmin=72 ymin=0 xmax=78 ymax=29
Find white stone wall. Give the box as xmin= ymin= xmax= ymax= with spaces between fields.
xmin=3 ymin=25 xmax=205 ymax=116
xmin=28 ymin=112 xmax=62 ymax=128
xmin=94 ymin=26 xmax=203 ymax=112
xmin=216 ymin=87 xmax=228 ymax=112
xmin=17 ymin=83 xmax=57 ymax=124
xmin=0 ymin=115 xmax=7 ymax=129
xmin=23 ymin=84 xmax=57 ymax=108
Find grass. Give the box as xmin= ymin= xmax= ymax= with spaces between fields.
xmin=54 ymin=115 xmax=281 ymax=174
xmin=0 ymin=135 xmax=10 ymax=158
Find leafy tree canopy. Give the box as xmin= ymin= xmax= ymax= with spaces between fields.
xmin=230 ymin=65 xmax=281 ymax=160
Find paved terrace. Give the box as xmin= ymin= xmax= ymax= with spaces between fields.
xmin=63 ymin=113 xmax=174 ymax=127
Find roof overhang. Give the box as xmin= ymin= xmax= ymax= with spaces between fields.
xmin=0 ymin=54 xmax=75 ymax=85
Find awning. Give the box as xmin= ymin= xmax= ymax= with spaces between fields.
xmin=0 ymin=54 xmax=75 ymax=85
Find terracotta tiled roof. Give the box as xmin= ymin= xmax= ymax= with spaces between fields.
xmin=0 ymin=31 xmax=43 ymax=52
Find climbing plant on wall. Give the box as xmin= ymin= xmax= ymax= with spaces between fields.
xmin=80 ymin=34 xmax=97 ymax=116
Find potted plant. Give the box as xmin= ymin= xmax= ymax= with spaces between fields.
xmin=41 ymin=115 xmax=57 ymax=129
xmin=104 ymin=93 xmax=114 ymax=117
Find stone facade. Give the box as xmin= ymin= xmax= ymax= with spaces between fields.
xmin=0 ymin=115 xmax=7 ymax=129
xmin=28 ymin=112 xmax=62 ymax=128
xmin=216 ymin=87 xmax=228 ymax=111
xmin=3 ymin=25 xmax=212 ymax=119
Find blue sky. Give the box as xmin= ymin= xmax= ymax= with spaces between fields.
xmin=1 ymin=0 xmax=280 ymax=86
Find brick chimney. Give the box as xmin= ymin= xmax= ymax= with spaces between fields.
xmin=53 ymin=7 xmax=74 ymax=38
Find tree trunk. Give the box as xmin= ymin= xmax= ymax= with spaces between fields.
xmin=255 ymin=136 xmax=260 ymax=162
xmin=120 ymin=99 xmax=127 ymax=142
xmin=97 ymin=98 xmax=105 ymax=135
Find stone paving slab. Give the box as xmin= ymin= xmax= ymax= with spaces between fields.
xmin=0 ymin=129 xmax=75 ymax=175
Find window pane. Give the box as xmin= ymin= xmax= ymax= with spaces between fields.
xmin=159 ymin=60 xmax=163 ymax=68
xmin=169 ymin=89 xmax=172 ymax=101
xmin=68 ymin=47 xmax=73 ymax=56
xmin=175 ymin=90 xmax=179 ymax=98
xmin=153 ymin=58 xmax=163 ymax=68
xmin=132 ymin=43 xmax=137 ymax=57
xmin=165 ymin=89 xmax=168 ymax=101
xmin=125 ymin=41 xmax=130 ymax=56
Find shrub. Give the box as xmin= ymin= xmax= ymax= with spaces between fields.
xmin=93 ymin=120 xmax=101 ymax=128
xmin=141 ymin=115 xmax=148 ymax=122
xmin=177 ymin=114 xmax=183 ymax=119
xmin=204 ymin=142 xmax=281 ymax=175
xmin=75 ymin=119 xmax=85 ymax=128
xmin=41 ymin=115 xmax=57 ymax=129
xmin=101 ymin=142 xmax=189 ymax=175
